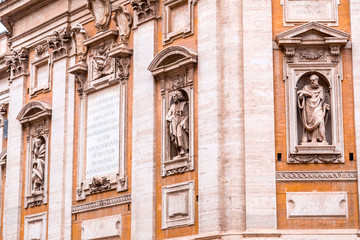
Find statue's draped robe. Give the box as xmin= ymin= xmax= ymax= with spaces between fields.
xmin=298 ymin=85 xmax=327 ymax=141
xmin=32 ymin=143 xmax=46 ymax=191
xmin=166 ymin=101 xmax=189 ymax=155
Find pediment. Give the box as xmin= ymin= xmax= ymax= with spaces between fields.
xmin=148 ymin=45 xmax=197 ymax=76
xmin=276 ymin=22 xmax=349 ymax=47
xmin=17 ymin=101 xmax=51 ymax=124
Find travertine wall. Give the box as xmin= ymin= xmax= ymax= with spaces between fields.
xmin=0 ymin=0 xmax=358 ymax=240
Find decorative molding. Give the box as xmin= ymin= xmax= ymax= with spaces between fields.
xmin=163 ymin=0 xmax=196 ymax=45
xmin=29 ymin=53 xmax=51 ymax=98
xmin=288 ymin=152 xmax=342 ymax=164
xmin=276 ymin=171 xmax=358 ymax=181
xmin=16 ymin=101 xmax=52 ymax=124
xmin=5 ymin=47 xmax=29 ymax=83
xmin=130 ymin=0 xmax=158 ymax=25
xmin=71 ymin=194 xmax=131 ymax=214
xmin=47 ymin=26 xmax=72 ymax=60
xmin=297 ymin=48 xmax=326 ymax=61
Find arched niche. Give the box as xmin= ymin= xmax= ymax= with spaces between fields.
xmin=148 ymin=45 xmax=197 ymax=177
xmin=17 ymin=101 xmax=51 ymax=208
xmin=296 ymin=72 xmax=332 ymax=145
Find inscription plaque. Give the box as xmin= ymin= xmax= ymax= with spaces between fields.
xmin=284 ymin=0 xmax=337 ymax=25
xmin=86 ymin=85 xmax=120 ymax=179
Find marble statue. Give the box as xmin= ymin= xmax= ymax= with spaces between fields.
xmin=71 ymin=23 xmax=88 ymax=63
xmin=166 ymin=90 xmax=189 ymax=157
xmin=297 ymin=74 xmax=330 ymax=145
xmin=31 ymin=137 xmax=46 ymax=193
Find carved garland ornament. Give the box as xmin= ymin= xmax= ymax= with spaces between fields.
xmin=297 ymin=48 xmax=326 ymax=61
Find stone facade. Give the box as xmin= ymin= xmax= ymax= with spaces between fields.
xmin=0 ymin=0 xmax=357 ymax=240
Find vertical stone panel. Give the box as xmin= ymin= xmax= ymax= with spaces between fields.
xmin=3 ymin=76 xmax=25 ymax=240
xmin=197 ymin=0 xmax=221 ymax=232
xmin=350 ymin=0 xmax=360 ymax=221
xmin=131 ymin=20 xmax=156 ymax=240
xmin=198 ymin=0 xmax=245 ymax=234
xmin=243 ymin=0 xmax=277 ymax=231
xmin=47 ymin=56 xmax=74 ymax=239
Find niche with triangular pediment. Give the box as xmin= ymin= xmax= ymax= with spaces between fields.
xmin=276 ymin=22 xmax=350 ymax=163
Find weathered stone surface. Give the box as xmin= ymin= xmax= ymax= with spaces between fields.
xmin=286 ymin=192 xmax=348 ymax=218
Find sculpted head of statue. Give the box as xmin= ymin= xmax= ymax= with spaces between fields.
xmin=309 ymin=74 xmax=320 ymax=89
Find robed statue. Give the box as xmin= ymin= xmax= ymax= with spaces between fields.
xmin=31 ymin=137 xmax=46 ymax=193
xmin=297 ymin=74 xmax=330 ymax=145
xmin=166 ymin=90 xmax=189 ymax=157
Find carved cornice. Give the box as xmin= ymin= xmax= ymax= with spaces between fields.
xmin=276 ymin=171 xmax=357 ymax=181
xmin=5 ymin=47 xmax=29 ymax=82
xmin=10 ymin=5 xmax=88 ymax=43
xmin=130 ymin=0 xmax=157 ymax=24
xmin=71 ymin=194 xmax=131 ymax=214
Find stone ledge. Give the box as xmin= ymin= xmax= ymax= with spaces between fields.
xmin=71 ymin=194 xmax=131 ymax=214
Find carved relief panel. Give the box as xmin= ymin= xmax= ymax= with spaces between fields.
xmin=276 ymin=22 xmax=350 ymax=163
xmin=148 ymin=46 xmax=197 ymax=176
xmin=17 ymin=101 xmax=51 ymax=208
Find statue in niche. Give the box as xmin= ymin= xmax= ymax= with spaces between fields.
xmin=31 ymin=137 xmax=45 ymax=193
xmin=297 ymin=74 xmax=330 ymax=145
xmin=112 ymin=4 xmax=133 ymax=46
xmin=166 ymin=90 xmax=189 ymax=157
xmin=92 ymin=44 xmax=113 ymax=80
